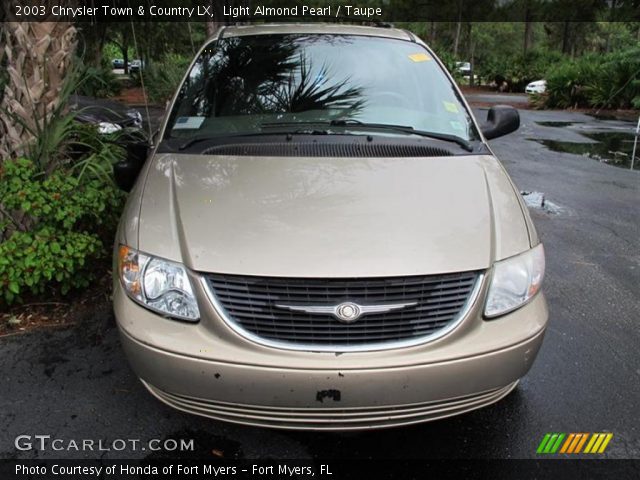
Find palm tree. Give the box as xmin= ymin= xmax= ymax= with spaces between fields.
xmin=0 ymin=18 xmax=78 ymax=162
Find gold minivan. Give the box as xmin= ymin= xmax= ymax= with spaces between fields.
xmin=113 ymin=24 xmax=547 ymax=430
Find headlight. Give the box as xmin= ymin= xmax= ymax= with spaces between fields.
xmin=98 ymin=122 xmax=122 ymax=134
xmin=126 ymin=110 xmax=143 ymax=129
xmin=118 ymin=245 xmax=200 ymax=321
xmin=485 ymin=244 xmax=545 ymax=318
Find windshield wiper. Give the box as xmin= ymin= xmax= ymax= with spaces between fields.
xmin=178 ymin=136 xmax=212 ymax=151
xmin=330 ymin=119 xmax=474 ymax=151
xmin=176 ymin=132 xmax=277 ymax=151
xmin=261 ymin=120 xmax=474 ymax=151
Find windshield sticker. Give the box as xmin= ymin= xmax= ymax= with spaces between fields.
xmin=450 ymin=120 xmax=464 ymax=131
xmin=443 ymin=101 xmax=459 ymax=113
xmin=408 ymin=53 xmax=431 ymax=62
xmin=174 ymin=116 xmax=205 ymax=130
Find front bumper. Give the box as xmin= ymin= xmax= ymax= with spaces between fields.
xmin=142 ymin=377 xmax=519 ymax=430
xmin=115 ymin=277 xmax=548 ymax=430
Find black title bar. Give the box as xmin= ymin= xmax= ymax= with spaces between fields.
xmin=1 ymin=0 xmax=639 ymax=23
xmin=1 ymin=459 xmax=640 ymax=480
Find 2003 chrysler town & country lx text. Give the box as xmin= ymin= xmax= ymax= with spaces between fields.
xmin=113 ymin=24 xmax=548 ymax=430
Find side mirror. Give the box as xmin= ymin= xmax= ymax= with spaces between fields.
xmin=481 ymin=105 xmax=520 ymax=140
xmin=114 ymin=142 xmax=149 ymax=192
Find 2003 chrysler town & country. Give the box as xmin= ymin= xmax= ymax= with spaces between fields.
xmin=113 ymin=24 xmax=547 ymax=430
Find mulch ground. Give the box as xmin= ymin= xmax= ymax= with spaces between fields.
xmin=0 ymin=268 xmax=112 ymax=337
xmin=113 ymin=87 xmax=152 ymax=106
xmin=459 ymin=85 xmax=500 ymax=94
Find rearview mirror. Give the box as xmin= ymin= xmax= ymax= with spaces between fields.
xmin=481 ymin=105 xmax=520 ymax=140
xmin=114 ymin=142 xmax=149 ymax=192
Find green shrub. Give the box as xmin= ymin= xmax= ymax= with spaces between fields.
xmin=478 ymin=50 xmax=565 ymax=92
xmin=68 ymin=123 xmax=130 ymax=184
xmin=8 ymin=65 xmax=114 ymax=173
xmin=544 ymin=59 xmax=596 ymax=108
xmin=0 ymin=158 xmax=124 ymax=304
xmin=78 ymin=62 xmax=122 ymax=98
xmin=544 ymin=47 xmax=640 ymax=110
xmin=584 ymin=47 xmax=640 ymax=109
xmin=0 ymin=61 xmax=129 ymax=305
xmin=7 ymin=63 xmax=133 ymax=177
xmin=145 ymin=54 xmax=191 ymax=104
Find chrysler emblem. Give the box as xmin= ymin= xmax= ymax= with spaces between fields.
xmin=335 ymin=302 xmax=361 ymax=323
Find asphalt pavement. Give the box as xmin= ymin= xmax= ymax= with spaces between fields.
xmin=1 ymin=103 xmax=639 ymax=461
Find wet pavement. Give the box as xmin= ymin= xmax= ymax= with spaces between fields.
xmin=1 ymin=105 xmax=639 ymax=461
xmin=528 ymin=115 xmax=639 ymax=170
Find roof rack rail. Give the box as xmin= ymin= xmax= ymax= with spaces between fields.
xmin=326 ymin=17 xmax=395 ymax=28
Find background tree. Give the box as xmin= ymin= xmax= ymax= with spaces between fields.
xmin=0 ymin=6 xmax=77 ymax=161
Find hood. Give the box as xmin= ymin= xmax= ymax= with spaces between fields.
xmin=137 ymin=153 xmax=530 ymax=277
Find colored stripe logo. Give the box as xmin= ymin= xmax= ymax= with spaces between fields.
xmin=537 ymin=433 xmax=613 ymax=454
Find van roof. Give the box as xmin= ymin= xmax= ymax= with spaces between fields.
xmin=219 ymin=23 xmax=413 ymax=42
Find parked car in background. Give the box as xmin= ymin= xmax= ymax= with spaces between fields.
xmin=456 ymin=61 xmax=472 ymax=76
xmin=129 ymin=59 xmax=145 ymax=73
xmin=525 ymin=79 xmax=547 ymax=94
xmin=113 ymin=24 xmax=547 ymax=430
xmin=112 ymin=58 xmax=125 ymax=69
xmin=69 ymin=95 xmax=143 ymax=135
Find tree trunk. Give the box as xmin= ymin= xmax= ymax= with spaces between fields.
xmin=206 ymin=20 xmax=217 ymax=38
xmin=0 ymin=22 xmax=77 ymax=161
xmin=93 ymin=26 xmax=107 ymax=67
xmin=78 ymin=22 xmax=108 ymax=67
xmin=429 ymin=21 xmax=437 ymax=44
xmin=453 ymin=17 xmax=462 ymax=57
xmin=523 ymin=6 xmax=533 ymax=55
xmin=467 ymin=23 xmax=474 ymax=87
xmin=0 ymin=24 xmax=5 ymax=68
xmin=122 ymin=43 xmax=129 ymax=75
xmin=561 ymin=21 xmax=571 ymax=55
xmin=205 ymin=0 xmax=223 ymax=37
xmin=114 ymin=28 xmax=131 ymax=75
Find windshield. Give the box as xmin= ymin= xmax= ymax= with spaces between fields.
xmin=164 ymin=34 xmax=479 ymax=144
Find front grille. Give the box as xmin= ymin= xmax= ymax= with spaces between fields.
xmin=206 ymin=271 xmax=481 ymax=349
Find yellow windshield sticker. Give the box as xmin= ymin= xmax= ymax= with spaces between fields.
xmin=408 ymin=53 xmax=431 ymax=62
xmin=443 ymin=101 xmax=459 ymax=113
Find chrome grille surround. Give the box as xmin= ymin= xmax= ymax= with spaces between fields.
xmin=202 ymin=272 xmax=484 ymax=352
